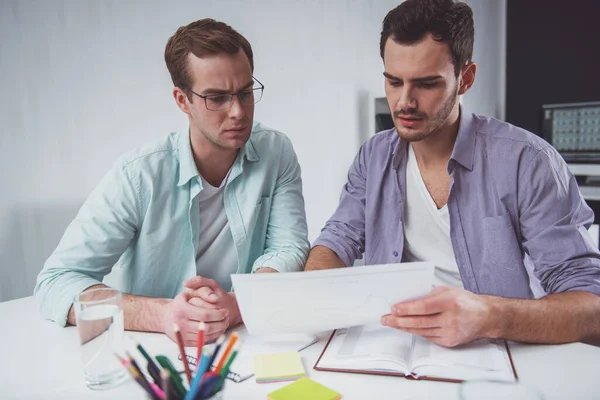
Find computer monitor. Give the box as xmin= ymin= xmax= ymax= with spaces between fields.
xmin=541 ymin=101 xmax=600 ymax=163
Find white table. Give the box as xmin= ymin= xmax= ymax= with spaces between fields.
xmin=2 ymin=296 xmax=599 ymax=400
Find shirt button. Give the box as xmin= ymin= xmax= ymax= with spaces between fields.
xmin=393 ymin=251 xmax=399 ymax=257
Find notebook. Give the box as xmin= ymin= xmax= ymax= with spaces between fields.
xmin=267 ymin=377 xmax=341 ymax=400
xmin=253 ymin=351 xmax=305 ymax=383
xmin=178 ymin=326 xmax=318 ymax=383
xmin=314 ymin=323 xmax=517 ymax=383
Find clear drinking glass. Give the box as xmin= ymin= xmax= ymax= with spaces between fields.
xmin=459 ymin=380 xmax=545 ymax=400
xmin=74 ymin=288 xmax=128 ymax=390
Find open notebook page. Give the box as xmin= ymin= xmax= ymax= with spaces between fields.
xmin=410 ymin=336 xmax=516 ymax=382
xmin=316 ymin=324 xmax=516 ymax=382
xmin=316 ymin=323 xmax=413 ymax=373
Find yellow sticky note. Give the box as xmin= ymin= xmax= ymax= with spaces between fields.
xmin=267 ymin=377 xmax=342 ymax=400
xmin=253 ymin=351 xmax=305 ymax=383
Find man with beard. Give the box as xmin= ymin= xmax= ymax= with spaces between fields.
xmin=35 ymin=19 xmax=309 ymax=345
xmin=305 ymin=0 xmax=600 ymax=347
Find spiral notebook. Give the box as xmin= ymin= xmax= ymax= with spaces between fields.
xmin=179 ymin=326 xmax=318 ymax=383
xmin=314 ymin=323 xmax=517 ymax=383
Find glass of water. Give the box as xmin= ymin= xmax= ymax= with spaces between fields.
xmin=74 ymin=288 xmax=128 ymax=390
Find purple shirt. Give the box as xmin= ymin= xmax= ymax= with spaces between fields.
xmin=314 ymin=110 xmax=600 ymax=298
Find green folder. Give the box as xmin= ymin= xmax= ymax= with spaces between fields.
xmin=267 ymin=377 xmax=341 ymax=400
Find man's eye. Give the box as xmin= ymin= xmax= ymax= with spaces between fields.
xmin=209 ymin=95 xmax=230 ymax=104
xmin=239 ymin=90 xmax=254 ymax=101
xmin=418 ymin=82 xmax=436 ymax=89
xmin=388 ymin=80 xmax=402 ymax=87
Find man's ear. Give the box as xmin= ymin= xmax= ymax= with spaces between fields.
xmin=173 ymin=87 xmax=191 ymax=115
xmin=458 ymin=62 xmax=477 ymax=96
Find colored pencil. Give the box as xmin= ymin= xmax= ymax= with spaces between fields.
xmin=214 ymin=332 xmax=239 ymax=373
xmin=126 ymin=351 xmax=155 ymax=395
xmin=184 ymin=347 xmax=213 ymax=400
xmin=196 ymin=321 xmax=205 ymax=369
xmin=156 ymin=355 xmax=187 ymax=398
xmin=117 ymin=355 xmax=160 ymax=400
xmin=133 ymin=338 xmax=162 ymax=384
xmin=215 ymin=343 xmax=239 ymax=392
xmin=161 ymin=369 xmax=172 ymax=400
xmin=149 ymin=382 xmax=165 ymax=400
xmin=173 ymin=324 xmax=193 ymax=384
xmin=206 ymin=334 xmax=226 ymax=372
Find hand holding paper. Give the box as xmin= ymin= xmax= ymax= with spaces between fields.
xmin=382 ymin=286 xmax=492 ymax=347
xmin=232 ymin=262 xmax=434 ymax=335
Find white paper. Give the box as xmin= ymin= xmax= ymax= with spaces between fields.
xmin=231 ymin=262 xmax=434 ymax=335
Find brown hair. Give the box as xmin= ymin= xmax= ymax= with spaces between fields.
xmin=380 ymin=0 xmax=474 ymax=77
xmin=164 ymin=19 xmax=254 ymax=97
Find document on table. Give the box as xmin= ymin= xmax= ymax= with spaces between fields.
xmin=231 ymin=262 xmax=434 ymax=335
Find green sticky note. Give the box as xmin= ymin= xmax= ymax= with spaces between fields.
xmin=267 ymin=377 xmax=341 ymax=400
xmin=253 ymin=351 xmax=306 ymax=383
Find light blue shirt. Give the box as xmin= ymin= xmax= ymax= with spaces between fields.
xmin=34 ymin=122 xmax=310 ymax=326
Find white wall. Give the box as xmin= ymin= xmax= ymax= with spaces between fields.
xmin=0 ymin=0 xmax=399 ymax=302
xmin=0 ymin=0 xmax=506 ymax=302
xmin=463 ymin=0 xmax=506 ymax=120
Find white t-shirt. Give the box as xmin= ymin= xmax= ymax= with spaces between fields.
xmin=195 ymin=173 xmax=238 ymax=292
xmin=402 ymin=144 xmax=464 ymax=288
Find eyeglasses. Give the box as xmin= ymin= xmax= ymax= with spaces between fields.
xmin=188 ymin=77 xmax=264 ymax=111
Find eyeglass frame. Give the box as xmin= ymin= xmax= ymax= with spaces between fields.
xmin=186 ymin=76 xmax=265 ymax=111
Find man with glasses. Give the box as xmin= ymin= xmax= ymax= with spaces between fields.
xmin=35 ymin=19 xmax=310 ymax=345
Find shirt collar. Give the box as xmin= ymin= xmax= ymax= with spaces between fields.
xmin=391 ymin=107 xmax=475 ymax=172
xmin=177 ymin=125 xmax=260 ymax=187
xmin=449 ymin=108 xmax=476 ymax=172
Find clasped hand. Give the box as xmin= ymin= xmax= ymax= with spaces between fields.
xmin=163 ymin=276 xmax=241 ymax=346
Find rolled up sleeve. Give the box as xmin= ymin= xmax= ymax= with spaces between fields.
xmin=312 ymin=144 xmax=368 ymax=266
xmin=251 ymin=136 xmax=310 ymax=273
xmin=519 ymin=148 xmax=600 ymax=296
xmin=34 ymin=161 xmax=140 ymax=326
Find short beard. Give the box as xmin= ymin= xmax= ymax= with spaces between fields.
xmin=395 ymin=83 xmax=459 ymax=142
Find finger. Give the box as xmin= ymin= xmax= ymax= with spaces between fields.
xmin=204 ymin=318 xmax=229 ymax=340
xmin=427 ymin=336 xmax=463 ymax=348
xmin=392 ymin=294 xmax=447 ymax=316
xmin=431 ymin=286 xmax=451 ymax=295
xmin=189 ymin=306 xmax=228 ymax=323
xmin=188 ymin=286 xmax=219 ymax=303
xmin=188 ymin=296 xmax=219 ymax=309
xmin=255 ymin=267 xmax=279 ymax=273
xmin=177 ymin=316 xmax=228 ymax=345
xmin=380 ymin=318 xmax=444 ymax=339
xmin=202 ymin=332 xmax=222 ymax=344
xmin=381 ymin=314 xmax=443 ymax=329
xmin=180 ymin=331 xmax=201 ymax=347
xmin=183 ymin=276 xmax=223 ymax=292
xmin=176 ymin=294 xmax=228 ymax=322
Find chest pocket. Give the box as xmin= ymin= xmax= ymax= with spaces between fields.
xmin=243 ymin=195 xmax=272 ymax=263
xmin=256 ymin=195 xmax=272 ymax=225
xmin=252 ymin=195 xmax=272 ymax=237
xmin=481 ymin=213 xmax=522 ymax=271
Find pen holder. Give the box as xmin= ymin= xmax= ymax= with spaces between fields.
xmin=202 ymin=391 xmax=224 ymax=400
xmin=161 ymin=370 xmax=225 ymax=400
xmin=124 ymin=328 xmax=237 ymax=400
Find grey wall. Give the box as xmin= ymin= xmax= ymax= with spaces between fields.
xmin=0 ymin=0 xmax=507 ymax=302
